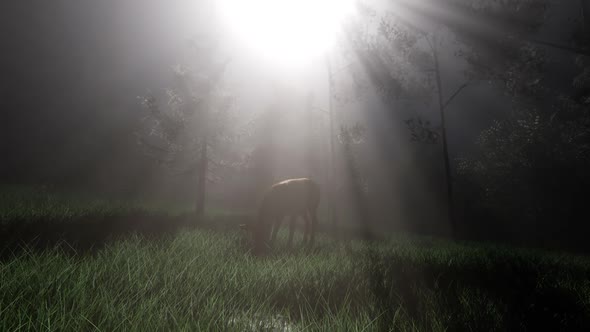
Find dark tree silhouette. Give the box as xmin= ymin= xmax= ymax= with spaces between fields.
xmin=343 ymin=0 xmax=552 ymax=237
xmin=137 ymin=37 xmax=234 ymax=222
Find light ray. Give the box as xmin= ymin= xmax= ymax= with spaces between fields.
xmin=217 ymin=0 xmax=354 ymax=67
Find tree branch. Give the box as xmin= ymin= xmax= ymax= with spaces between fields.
xmin=206 ymin=173 xmax=221 ymax=183
xmin=331 ymin=61 xmax=357 ymax=76
xmin=312 ymin=106 xmax=330 ymax=115
xmin=137 ymin=136 xmax=172 ymax=154
xmin=172 ymin=166 xmax=197 ymax=177
xmin=207 ymin=157 xmax=221 ymax=166
xmin=442 ymin=82 xmax=469 ymax=110
xmin=527 ymin=38 xmax=590 ymax=57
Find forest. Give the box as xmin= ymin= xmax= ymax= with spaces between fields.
xmin=2 ymin=0 xmax=590 ymax=330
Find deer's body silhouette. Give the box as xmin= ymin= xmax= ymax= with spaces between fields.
xmin=246 ymin=178 xmax=320 ymax=248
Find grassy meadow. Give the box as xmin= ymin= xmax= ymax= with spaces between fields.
xmin=2 ymin=187 xmax=590 ymax=331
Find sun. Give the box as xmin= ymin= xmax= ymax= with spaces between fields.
xmin=217 ymin=0 xmax=354 ymax=67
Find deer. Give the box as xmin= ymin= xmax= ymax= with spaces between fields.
xmin=241 ymin=178 xmax=320 ymax=249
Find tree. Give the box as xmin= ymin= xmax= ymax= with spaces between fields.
xmin=456 ymin=96 xmax=590 ymax=248
xmin=338 ymin=123 xmax=371 ymax=238
xmin=454 ymin=1 xmax=590 ymax=248
xmin=137 ymin=37 xmax=234 ymax=222
xmin=340 ymin=0 xmax=551 ymax=237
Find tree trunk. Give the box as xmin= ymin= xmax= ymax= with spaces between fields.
xmin=431 ymin=38 xmax=457 ymax=238
xmin=195 ymin=90 xmax=209 ymax=224
xmin=195 ymin=137 xmax=207 ymax=223
xmin=343 ymin=142 xmax=372 ymax=240
xmin=326 ymin=56 xmax=339 ymax=239
xmin=305 ymin=92 xmax=315 ymax=177
xmin=582 ymin=0 xmax=590 ymax=30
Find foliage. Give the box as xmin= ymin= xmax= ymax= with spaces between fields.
xmin=345 ymin=0 xmax=551 ymax=122
xmin=338 ymin=123 xmax=366 ymax=146
xmin=136 ymin=37 xmax=236 ymax=181
xmin=573 ymin=55 xmax=590 ymax=103
xmin=443 ymin=0 xmax=549 ymax=90
xmin=456 ymin=99 xmax=590 ymax=245
xmin=342 ymin=10 xmax=434 ymax=106
xmin=404 ymin=116 xmax=441 ymax=144
xmin=455 ymin=4 xmax=590 ymax=244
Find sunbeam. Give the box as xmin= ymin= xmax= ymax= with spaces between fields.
xmin=216 ymin=0 xmax=355 ymax=67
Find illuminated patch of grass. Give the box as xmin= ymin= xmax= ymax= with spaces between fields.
xmin=2 ymin=229 xmax=590 ymax=331
xmin=2 ymin=187 xmax=589 ymax=330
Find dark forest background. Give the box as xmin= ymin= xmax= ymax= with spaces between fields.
xmin=2 ymin=0 xmax=590 ymax=253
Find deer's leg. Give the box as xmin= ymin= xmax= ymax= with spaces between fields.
xmin=271 ymin=217 xmax=282 ymax=244
xmin=288 ymin=215 xmax=297 ymax=247
xmin=303 ymin=212 xmax=311 ymax=243
xmin=310 ymin=206 xmax=318 ymax=245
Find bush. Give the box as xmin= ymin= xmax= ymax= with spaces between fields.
xmin=456 ymin=101 xmax=590 ymax=250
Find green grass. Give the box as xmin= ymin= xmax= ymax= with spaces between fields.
xmin=0 ymin=185 xmax=192 ymax=221
xmin=1 ymin=231 xmax=365 ymax=331
xmin=2 ymin=229 xmax=590 ymax=331
xmin=2 ymin=186 xmax=590 ymax=330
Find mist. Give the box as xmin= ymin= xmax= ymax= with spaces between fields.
xmin=3 ymin=1 xmax=590 ymax=329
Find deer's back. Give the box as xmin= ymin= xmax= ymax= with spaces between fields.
xmin=261 ymin=178 xmax=319 ymax=217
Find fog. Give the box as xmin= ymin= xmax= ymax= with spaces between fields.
xmin=5 ymin=2 xmax=590 ymax=330
xmin=3 ymin=0 xmax=588 ymax=243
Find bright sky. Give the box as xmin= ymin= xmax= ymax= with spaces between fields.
xmin=216 ymin=0 xmax=354 ymax=68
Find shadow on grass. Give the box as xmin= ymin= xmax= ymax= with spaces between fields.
xmin=0 ymin=214 xmax=187 ymax=259
xmin=0 ymin=211 xmax=342 ymax=260
xmin=367 ymin=250 xmax=590 ymax=331
xmin=0 ymin=213 xmax=256 ymax=260
xmin=3 ymin=212 xmax=590 ymax=330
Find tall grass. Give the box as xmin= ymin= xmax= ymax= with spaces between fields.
xmin=0 ymin=186 xmax=190 ymax=221
xmin=2 ymin=186 xmax=590 ymax=330
xmin=1 ymin=231 xmax=369 ymax=331
xmin=2 ymin=228 xmax=590 ymax=331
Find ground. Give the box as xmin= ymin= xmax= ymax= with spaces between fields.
xmin=1 ymin=187 xmax=590 ymax=331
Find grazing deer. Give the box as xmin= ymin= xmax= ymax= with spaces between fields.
xmin=241 ymin=178 xmax=320 ymax=248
